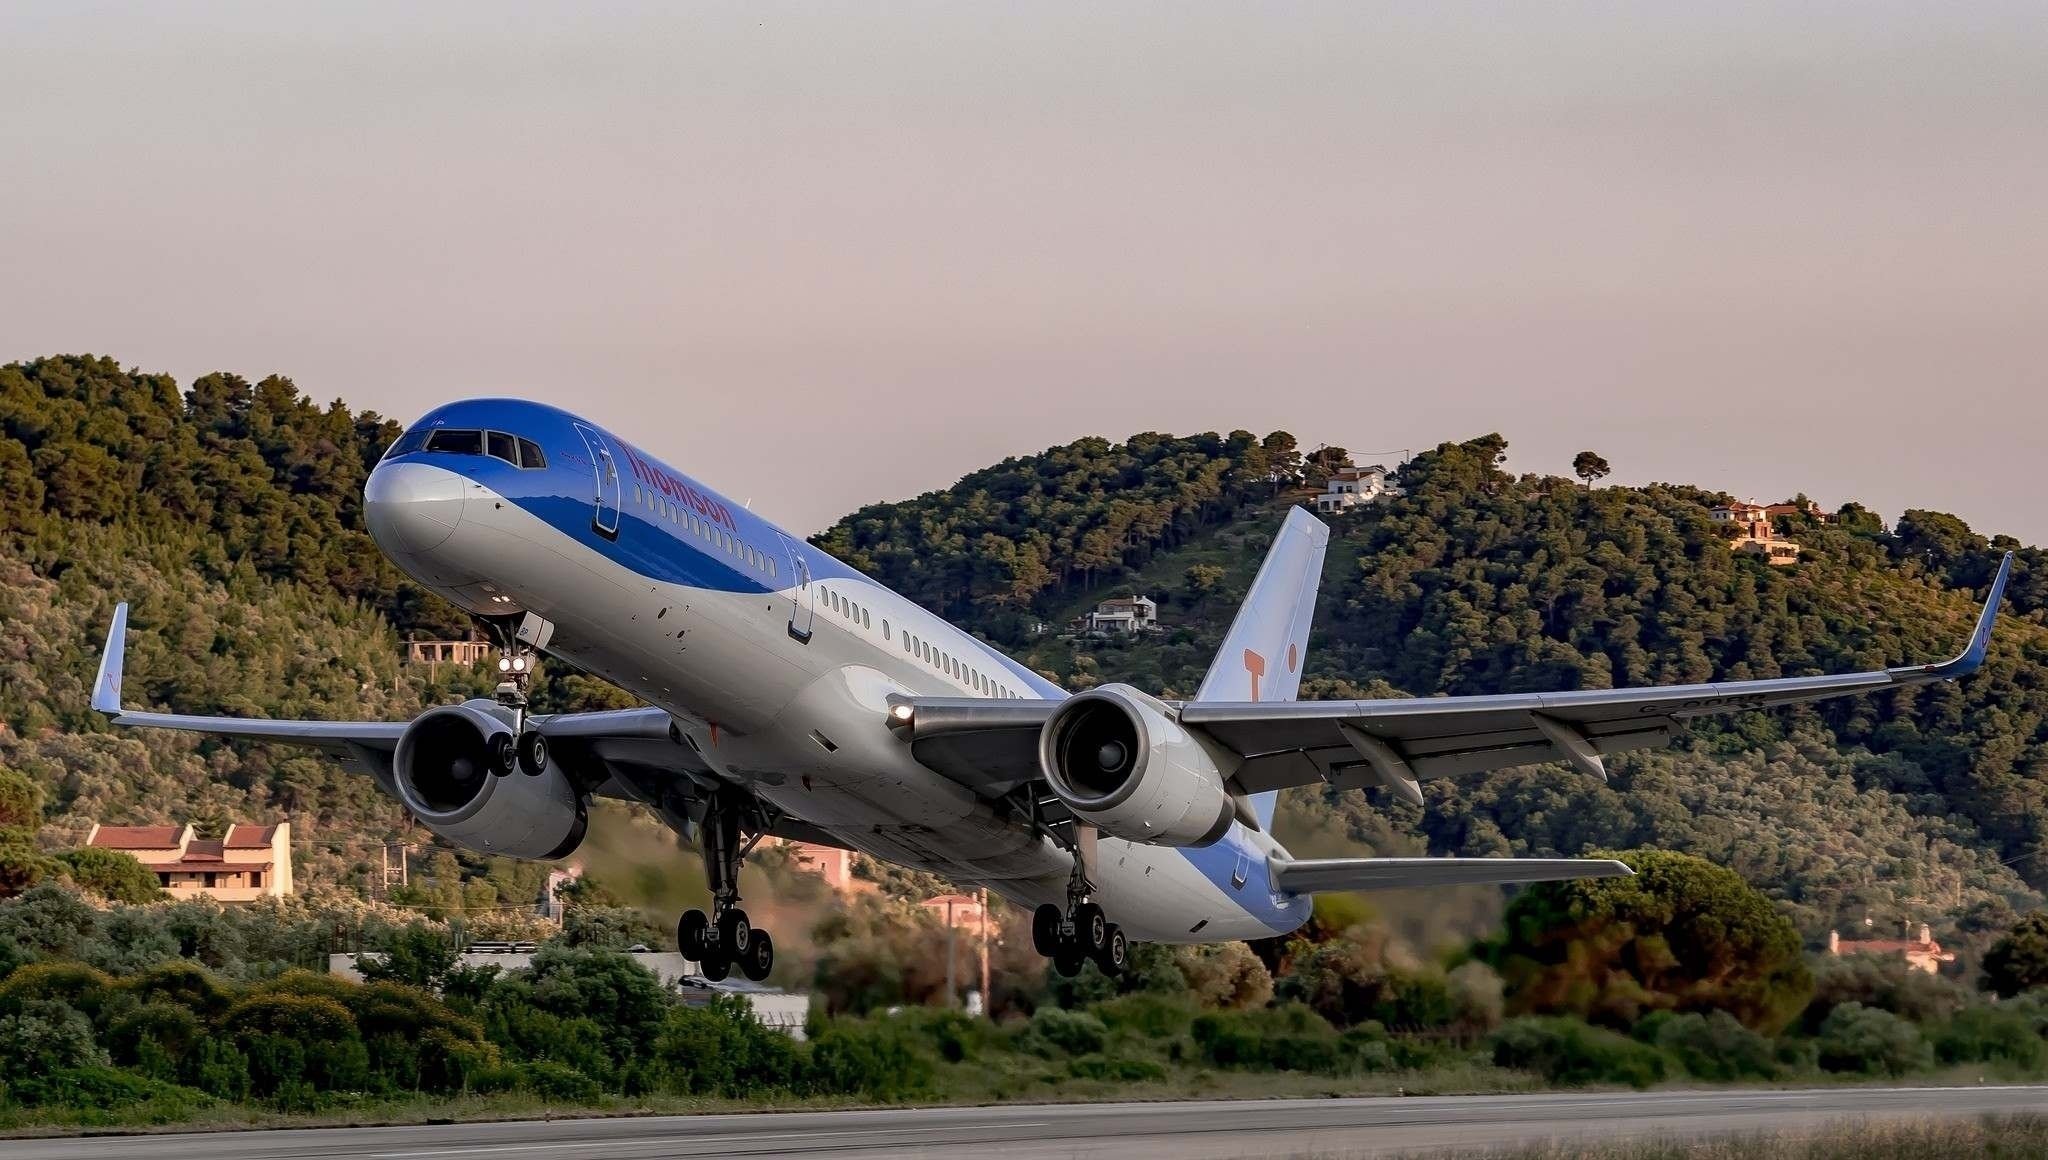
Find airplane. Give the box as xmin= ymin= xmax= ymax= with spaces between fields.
xmin=89 ymin=399 xmax=2015 ymax=983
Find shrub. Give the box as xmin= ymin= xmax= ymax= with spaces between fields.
xmin=1489 ymin=1016 xmax=1668 ymax=1088
xmin=519 ymin=1060 xmax=604 ymax=1103
xmin=358 ymin=924 xmax=458 ymax=990
xmin=1814 ymin=1002 xmax=1933 ymax=1076
xmin=1067 ymin=1054 xmax=1166 ymax=1082
xmin=1801 ymin=954 xmax=1970 ymax=1032
xmin=105 ymin=1001 xmax=204 ymax=1070
xmin=1091 ymin=992 xmax=1198 ymax=1041
xmin=1191 ymin=1003 xmax=1353 ymax=1073
xmin=0 ymin=998 xmax=108 ymax=1076
xmin=1983 ymin=914 xmax=2048 ymax=999
xmin=808 ymin=1017 xmax=935 ymax=1101
xmin=0 ymin=884 xmax=98 ymax=958
xmin=1640 ymin=1010 xmax=1778 ymax=1081
xmin=1933 ymin=1006 xmax=2048 ymax=1072
xmin=0 ymin=959 xmax=114 ymax=1017
xmin=121 ymin=960 xmax=233 ymax=1017
xmin=2 ymin=1064 xmax=207 ymax=1117
xmin=654 ymin=996 xmax=804 ymax=1097
xmin=220 ymin=993 xmax=371 ymax=1096
xmin=1019 ymin=1006 xmax=1108 ymax=1057
xmin=1175 ymin=942 xmax=1273 ymax=1010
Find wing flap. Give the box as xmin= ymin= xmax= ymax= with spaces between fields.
xmin=1272 ymin=855 xmax=1634 ymax=893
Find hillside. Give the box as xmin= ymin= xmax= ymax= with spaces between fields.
xmin=5 ymin=354 xmax=2047 ymax=948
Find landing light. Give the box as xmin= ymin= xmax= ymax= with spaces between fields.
xmin=497 ymin=658 xmax=512 ymax=673
xmin=890 ymin=704 xmax=914 ymax=722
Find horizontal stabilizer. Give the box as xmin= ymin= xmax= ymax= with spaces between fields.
xmin=1272 ymin=855 xmax=1633 ymax=894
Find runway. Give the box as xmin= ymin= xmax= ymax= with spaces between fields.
xmin=11 ymin=1086 xmax=2048 ymax=1160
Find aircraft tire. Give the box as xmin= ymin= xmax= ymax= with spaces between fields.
xmin=718 ymin=908 xmax=752 ymax=955
xmin=1052 ymin=946 xmax=1087 ymax=978
xmin=678 ymin=909 xmax=708 ymax=961
xmin=489 ymin=734 xmax=517 ymax=778
xmin=741 ymin=931 xmax=775 ymax=981
xmin=1031 ymin=904 xmax=1062 ymax=956
xmin=1074 ymin=902 xmax=1108 ymax=954
xmin=517 ymin=731 xmax=549 ymax=776
xmin=701 ymin=952 xmax=731 ymax=982
xmin=1095 ymin=924 xmax=1129 ymax=975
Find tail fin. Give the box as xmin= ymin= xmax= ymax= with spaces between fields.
xmin=1195 ymin=506 xmax=1329 ymax=828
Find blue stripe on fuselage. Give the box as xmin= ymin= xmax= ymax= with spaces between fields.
xmin=387 ymin=398 xmax=1305 ymax=933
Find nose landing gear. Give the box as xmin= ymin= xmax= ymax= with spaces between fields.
xmin=677 ymin=790 xmax=777 ymax=982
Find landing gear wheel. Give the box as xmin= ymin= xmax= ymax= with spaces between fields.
xmin=717 ymin=908 xmax=752 ymax=956
xmin=1032 ymin=903 xmax=1063 ymax=957
xmin=517 ymin=731 xmax=549 ymax=776
xmin=1052 ymin=946 xmax=1087 ymax=978
xmin=741 ymin=931 xmax=775 ymax=982
xmin=1095 ymin=924 xmax=1129 ymax=975
xmin=489 ymin=734 xmax=517 ymax=778
xmin=1073 ymin=902 xmax=1109 ymax=955
xmin=701 ymin=953 xmax=731 ymax=982
xmin=678 ymin=909 xmax=708 ymax=961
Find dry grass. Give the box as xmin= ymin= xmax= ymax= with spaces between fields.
xmin=1389 ymin=1115 xmax=2048 ymax=1160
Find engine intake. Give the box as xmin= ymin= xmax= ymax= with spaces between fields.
xmin=393 ymin=700 xmax=588 ymax=860
xmin=1038 ymin=684 xmax=1235 ymax=847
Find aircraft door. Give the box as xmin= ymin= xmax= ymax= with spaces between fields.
xmin=777 ymin=533 xmax=815 ymax=643
xmin=570 ymin=422 xmax=622 ymax=540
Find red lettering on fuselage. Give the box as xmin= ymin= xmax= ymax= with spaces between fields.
xmin=619 ymin=444 xmax=739 ymax=531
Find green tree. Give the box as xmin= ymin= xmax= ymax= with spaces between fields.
xmin=57 ymin=848 xmax=164 ymax=903
xmin=1982 ymin=913 xmax=2048 ymax=999
xmin=1489 ymin=849 xmax=1812 ymax=1033
xmin=0 ymin=768 xmax=42 ymax=833
xmin=358 ymin=923 xmax=459 ymax=991
xmin=1571 ymin=450 xmax=1611 ymax=488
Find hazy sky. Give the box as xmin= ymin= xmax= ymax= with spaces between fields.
xmin=4 ymin=2 xmax=2044 ymax=540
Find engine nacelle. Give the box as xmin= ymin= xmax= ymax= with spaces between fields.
xmin=1038 ymin=684 xmax=1236 ymax=847
xmin=392 ymin=700 xmax=588 ymax=860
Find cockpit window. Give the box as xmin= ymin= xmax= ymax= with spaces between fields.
xmin=487 ymin=431 xmax=518 ymax=465
xmin=425 ymin=429 xmax=483 ymax=455
xmin=382 ymin=427 xmax=431 ymax=460
xmin=516 ymin=438 xmax=547 ymax=469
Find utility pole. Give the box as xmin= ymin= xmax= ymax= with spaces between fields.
xmin=979 ymin=886 xmax=992 ymax=1019
xmin=944 ymin=896 xmax=957 ymax=1008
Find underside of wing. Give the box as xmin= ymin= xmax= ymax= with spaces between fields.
xmin=1272 ymin=855 xmax=1634 ymax=893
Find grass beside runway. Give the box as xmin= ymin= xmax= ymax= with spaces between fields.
xmin=1381 ymin=1114 xmax=2048 ymax=1159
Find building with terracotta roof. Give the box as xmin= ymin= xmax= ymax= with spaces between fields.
xmin=1828 ymin=924 xmax=1956 ymax=975
xmin=777 ymin=839 xmax=875 ymax=895
xmin=85 ymin=821 xmax=293 ymax=902
xmin=921 ymin=892 xmax=989 ymax=936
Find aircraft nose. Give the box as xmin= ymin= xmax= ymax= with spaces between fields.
xmin=365 ymin=461 xmax=467 ymax=555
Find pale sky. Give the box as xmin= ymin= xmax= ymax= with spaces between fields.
xmin=4 ymin=2 xmax=2044 ymax=540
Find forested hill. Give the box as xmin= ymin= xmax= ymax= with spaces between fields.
xmin=5 ymin=354 xmax=2048 ymax=942
xmin=818 ymin=433 xmax=2048 ymax=940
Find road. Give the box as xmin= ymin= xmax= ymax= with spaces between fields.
xmin=10 ymin=1086 xmax=2048 ymax=1160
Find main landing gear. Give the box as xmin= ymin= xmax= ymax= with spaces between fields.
xmin=1031 ymin=849 xmax=1130 ymax=978
xmin=482 ymin=624 xmax=549 ymax=778
xmin=676 ymin=790 xmax=776 ymax=983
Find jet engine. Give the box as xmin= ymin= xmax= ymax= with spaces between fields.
xmin=1038 ymin=684 xmax=1236 ymax=847
xmin=392 ymin=700 xmax=588 ymax=860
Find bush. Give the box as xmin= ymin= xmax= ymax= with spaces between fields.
xmin=1933 ymin=1006 xmax=2048 ymax=1072
xmin=1067 ymin=1054 xmax=1166 ymax=1082
xmin=121 ymin=960 xmax=232 ymax=1018
xmin=1489 ymin=1016 xmax=1668 ymax=1088
xmin=0 ymin=959 xmax=114 ymax=1017
xmin=1019 ymin=1006 xmax=1108 ymax=1057
xmin=1801 ymin=955 xmax=1970 ymax=1032
xmin=1984 ymin=914 xmax=2048 ymax=999
xmin=1191 ymin=1003 xmax=1354 ymax=1073
xmin=519 ymin=1060 xmax=604 ymax=1103
xmin=0 ymin=998 xmax=108 ymax=1076
xmin=2 ymin=1064 xmax=207 ymax=1117
xmin=0 ymin=884 xmax=98 ymax=958
xmin=1639 ymin=1010 xmax=1777 ymax=1081
xmin=1814 ymin=1002 xmax=1933 ymax=1077
xmin=1175 ymin=942 xmax=1273 ymax=1010
xmin=1091 ymin=992 xmax=1197 ymax=1041
xmin=653 ymin=996 xmax=804 ymax=1097
xmin=808 ymin=1017 xmax=935 ymax=1101
xmin=104 ymin=1001 xmax=204 ymax=1071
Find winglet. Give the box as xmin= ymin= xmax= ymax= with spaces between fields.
xmin=1920 ymin=551 xmax=2013 ymax=680
xmin=92 ymin=602 xmax=128 ymax=717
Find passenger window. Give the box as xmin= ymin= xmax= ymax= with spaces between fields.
xmin=486 ymin=431 xmax=518 ymax=464
xmin=516 ymin=438 xmax=547 ymax=468
xmin=882 ymin=619 xmax=889 ymax=640
xmin=862 ymin=609 xmax=871 ymax=629
xmin=425 ymin=429 xmax=483 ymax=455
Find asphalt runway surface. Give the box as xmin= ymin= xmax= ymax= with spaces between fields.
xmin=9 ymin=1086 xmax=2048 ymax=1160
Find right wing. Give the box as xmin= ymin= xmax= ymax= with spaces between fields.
xmin=1271 ymin=855 xmax=1633 ymax=893
xmin=91 ymin=602 xmax=709 ymax=799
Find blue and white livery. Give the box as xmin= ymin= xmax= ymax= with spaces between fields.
xmin=90 ymin=398 xmax=2012 ymax=980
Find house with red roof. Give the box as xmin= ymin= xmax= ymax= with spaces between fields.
xmin=85 ymin=821 xmax=294 ymax=902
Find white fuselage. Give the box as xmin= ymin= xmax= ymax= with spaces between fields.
xmin=366 ymin=415 xmax=1309 ymax=944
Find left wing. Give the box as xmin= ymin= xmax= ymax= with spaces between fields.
xmin=897 ymin=552 xmax=2013 ymax=800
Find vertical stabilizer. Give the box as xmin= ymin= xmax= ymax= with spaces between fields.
xmin=1195 ymin=506 xmax=1329 ymax=828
